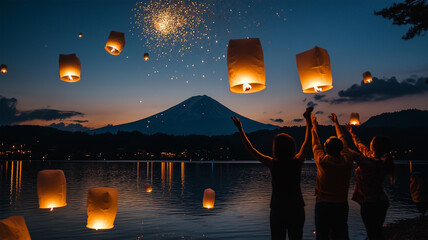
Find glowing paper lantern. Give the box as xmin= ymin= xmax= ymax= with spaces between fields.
xmin=0 ymin=216 xmax=31 ymax=240
xmin=59 ymin=54 xmax=81 ymax=82
xmin=296 ymin=46 xmax=333 ymax=93
xmin=37 ymin=170 xmax=67 ymax=210
xmin=144 ymin=183 xmax=152 ymax=192
xmin=203 ymin=188 xmax=215 ymax=209
xmin=87 ymin=187 xmax=118 ymax=230
xmin=1 ymin=64 xmax=7 ymax=73
xmin=105 ymin=31 xmax=125 ymax=55
xmin=363 ymin=71 xmax=372 ymax=84
xmin=350 ymin=113 xmax=360 ymax=126
xmin=227 ymin=38 xmax=266 ymax=93
xmin=144 ymin=53 xmax=149 ymax=61
xmin=78 ymin=33 xmax=83 ymax=38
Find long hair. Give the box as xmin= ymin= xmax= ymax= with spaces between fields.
xmin=273 ymin=133 xmax=296 ymax=161
xmin=372 ymin=136 xmax=396 ymax=184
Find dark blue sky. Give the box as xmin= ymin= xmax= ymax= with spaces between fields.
xmin=1 ymin=0 xmax=427 ymax=129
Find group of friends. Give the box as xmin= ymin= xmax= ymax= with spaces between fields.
xmin=231 ymin=107 xmax=395 ymax=240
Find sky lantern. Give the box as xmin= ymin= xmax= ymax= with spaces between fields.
xmin=296 ymin=46 xmax=333 ymax=93
xmin=203 ymin=188 xmax=215 ymax=209
xmin=87 ymin=187 xmax=118 ymax=230
xmin=350 ymin=113 xmax=360 ymax=126
xmin=144 ymin=183 xmax=152 ymax=192
xmin=0 ymin=216 xmax=31 ymax=240
xmin=78 ymin=32 xmax=83 ymax=38
xmin=37 ymin=170 xmax=67 ymax=211
xmin=59 ymin=54 xmax=81 ymax=82
xmin=1 ymin=64 xmax=7 ymax=73
xmin=105 ymin=31 xmax=125 ymax=55
xmin=363 ymin=71 xmax=372 ymax=84
xmin=144 ymin=53 xmax=149 ymax=61
xmin=227 ymin=38 xmax=266 ymax=94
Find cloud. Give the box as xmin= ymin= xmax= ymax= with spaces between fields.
xmin=307 ymin=101 xmax=318 ymax=108
xmin=48 ymin=122 xmax=91 ymax=132
xmin=316 ymin=111 xmax=324 ymax=115
xmin=270 ymin=118 xmax=284 ymax=123
xmin=0 ymin=95 xmax=84 ymax=125
xmin=314 ymin=94 xmax=326 ymax=101
xmin=325 ymin=77 xmax=428 ymax=104
xmin=302 ymin=98 xmax=307 ymax=102
xmin=277 ymin=111 xmax=282 ymax=114
xmin=69 ymin=119 xmax=89 ymax=123
xmin=293 ymin=118 xmax=304 ymax=122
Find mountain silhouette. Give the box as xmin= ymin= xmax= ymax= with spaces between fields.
xmin=362 ymin=109 xmax=428 ymax=128
xmin=92 ymin=95 xmax=279 ymax=136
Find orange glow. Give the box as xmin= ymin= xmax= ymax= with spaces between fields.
xmin=363 ymin=71 xmax=372 ymax=84
xmin=350 ymin=113 xmax=360 ymax=126
xmin=227 ymin=38 xmax=266 ymax=94
xmin=37 ymin=170 xmax=67 ymax=209
xmin=105 ymin=31 xmax=125 ymax=55
xmin=87 ymin=187 xmax=118 ymax=230
xmin=144 ymin=183 xmax=152 ymax=193
xmin=78 ymin=33 xmax=83 ymax=38
xmin=203 ymin=188 xmax=215 ymax=209
xmin=0 ymin=64 xmax=7 ymax=73
xmin=296 ymin=46 xmax=333 ymax=93
xmin=59 ymin=54 xmax=81 ymax=82
xmin=0 ymin=216 xmax=31 ymax=240
xmin=144 ymin=53 xmax=149 ymax=61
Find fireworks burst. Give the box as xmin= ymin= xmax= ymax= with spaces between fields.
xmin=131 ymin=0 xmax=212 ymax=59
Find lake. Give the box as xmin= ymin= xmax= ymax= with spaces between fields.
xmin=0 ymin=160 xmax=426 ymax=240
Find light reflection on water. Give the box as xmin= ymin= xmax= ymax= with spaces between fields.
xmin=0 ymin=160 xmax=426 ymax=240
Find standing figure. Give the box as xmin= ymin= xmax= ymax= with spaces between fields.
xmin=345 ymin=123 xmax=396 ymax=240
xmin=231 ymin=107 xmax=313 ymax=240
xmin=311 ymin=114 xmax=360 ymax=240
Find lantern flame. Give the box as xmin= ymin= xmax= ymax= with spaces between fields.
xmin=351 ymin=121 xmax=358 ymax=125
xmin=243 ymin=83 xmax=252 ymax=92
xmin=50 ymin=207 xmax=53 ymax=212
xmin=110 ymin=47 xmax=116 ymax=53
xmin=314 ymin=86 xmax=322 ymax=92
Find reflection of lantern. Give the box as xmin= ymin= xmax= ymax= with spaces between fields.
xmin=144 ymin=53 xmax=149 ymax=61
xmin=227 ymin=38 xmax=266 ymax=94
xmin=78 ymin=33 xmax=83 ymax=38
xmin=350 ymin=113 xmax=360 ymax=126
xmin=37 ymin=170 xmax=67 ymax=210
xmin=296 ymin=46 xmax=333 ymax=93
xmin=105 ymin=31 xmax=125 ymax=55
xmin=144 ymin=183 xmax=152 ymax=192
xmin=203 ymin=188 xmax=215 ymax=209
xmin=363 ymin=71 xmax=372 ymax=84
xmin=0 ymin=216 xmax=31 ymax=240
xmin=0 ymin=64 xmax=7 ymax=73
xmin=59 ymin=54 xmax=81 ymax=82
xmin=87 ymin=187 xmax=118 ymax=230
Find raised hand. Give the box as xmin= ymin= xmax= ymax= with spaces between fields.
xmin=330 ymin=113 xmax=338 ymax=123
xmin=345 ymin=124 xmax=353 ymax=134
xmin=303 ymin=107 xmax=314 ymax=122
xmin=231 ymin=116 xmax=243 ymax=130
xmin=311 ymin=114 xmax=318 ymax=129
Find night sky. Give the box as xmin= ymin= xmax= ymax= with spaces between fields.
xmin=1 ymin=0 xmax=427 ymax=131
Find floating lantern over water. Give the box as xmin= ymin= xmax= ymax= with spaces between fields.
xmin=203 ymin=188 xmax=215 ymax=209
xmin=350 ymin=113 xmax=360 ymax=126
xmin=144 ymin=53 xmax=149 ymax=61
xmin=363 ymin=71 xmax=372 ymax=84
xmin=296 ymin=46 xmax=333 ymax=93
xmin=105 ymin=31 xmax=125 ymax=55
xmin=59 ymin=54 xmax=81 ymax=82
xmin=37 ymin=170 xmax=67 ymax=210
xmin=144 ymin=183 xmax=152 ymax=192
xmin=0 ymin=216 xmax=31 ymax=240
xmin=78 ymin=32 xmax=83 ymax=38
xmin=87 ymin=187 xmax=118 ymax=230
xmin=1 ymin=64 xmax=7 ymax=73
xmin=227 ymin=38 xmax=266 ymax=94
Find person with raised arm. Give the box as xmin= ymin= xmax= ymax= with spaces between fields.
xmin=345 ymin=123 xmax=395 ymax=240
xmin=311 ymin=113 xmax=360 ymax=240
xmin=231 ymin=107 xmax=313 ymax=240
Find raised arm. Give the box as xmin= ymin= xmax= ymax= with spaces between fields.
xmin=311 ymin=114 xmax=325 ymax=163
xmin=345 ymin=124 xmax=371 ymax=158
xmin=330 ymin=113 xmax=348 ymax=148
xmin=295 ymin=107 xmax=313 ymax=162
xmin=231 ymin=116 xmax=273 ymax=169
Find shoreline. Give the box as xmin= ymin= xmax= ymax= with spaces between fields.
xmin=383 ymin=217 xmax=427 ymax=240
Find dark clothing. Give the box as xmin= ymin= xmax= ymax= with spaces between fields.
xmin=269 ymin=159 xmax=305 ymax=239
xmin=315 ymin=201 xmax=349 ymax=240
xmin=270 ymin=206 xmax=305 ymax=240
xmin=360 ymin=201 xmax=389 ymax=240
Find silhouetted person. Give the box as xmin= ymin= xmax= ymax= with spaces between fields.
xmin=311 ymin=114 xmax=360 ymax=240
xmin=231 ymin=107 xmax=313 ymax=240
xmin=345 ymin=124 xmax=396 ymax=240
xmin=409 ymin=172 xmax=428 ymax=220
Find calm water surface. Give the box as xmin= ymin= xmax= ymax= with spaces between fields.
xmin=0 ymin=160 xmax=426 ymax=240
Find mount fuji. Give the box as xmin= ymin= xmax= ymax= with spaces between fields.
xmin=92 ymin=95 xmax=279 ymax=136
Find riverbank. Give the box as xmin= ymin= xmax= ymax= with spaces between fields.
xmin=383 ymin=217 xmax=427 ymax=240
